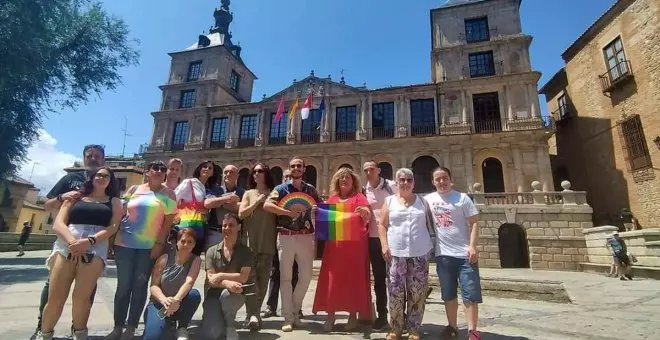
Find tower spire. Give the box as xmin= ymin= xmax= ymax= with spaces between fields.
xmin=210 ymin=0 xmax=233 ymax=44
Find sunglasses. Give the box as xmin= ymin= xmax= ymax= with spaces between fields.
xmin=95 ymin=173 xmax=110 ymax=179
xmin=397 ymin=178 xmax=414 ymax=184
xmin=253 ymin=169 xmax=265 ymax=174
xmin=290 ymin=164 xmax=303 ymax=169
xmin=151 ymin=166 xmax=167 ymax=173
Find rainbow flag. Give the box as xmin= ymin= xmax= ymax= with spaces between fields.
xmin=314 ymin=203 xmax=363 ymax=241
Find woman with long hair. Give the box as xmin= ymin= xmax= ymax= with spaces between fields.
xmin=313 ymin=167 xmax=372 ymax=332
xmin=238 ymin=163 xmax=277 ymax=330
xmin=174 ymin=160 xmax=219 ymax=255
xmin=40 ymin=167 xmax=123 ymax=340
xmin=142 ymin=228 xmax=202 ymax=340
xmin=164 ymin=158 xmax=183 ymax=190
xmin=108 ymin=161 xmax=178 ymax=340
xmin=379 ymin=168 xmax=433 ymax=340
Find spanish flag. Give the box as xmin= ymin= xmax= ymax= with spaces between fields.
xmin=288 ymin=98 xmax=299 ymax=121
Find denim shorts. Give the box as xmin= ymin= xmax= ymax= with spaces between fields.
xmin=435 ymin=255 xmax=482 ymax=304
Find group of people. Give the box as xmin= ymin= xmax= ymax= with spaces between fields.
xmin=34 ymin=143 xmax=484 ymax=340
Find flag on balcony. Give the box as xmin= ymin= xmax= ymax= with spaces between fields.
xmin=288 ymin=98 xmax=299 ymax=121
xmin=274 ymin=97 xmax=285 ymax=122
xmin=301 ymin=94 xmax=312 ymax=120
xmin=318 ymin=97 xmax=326 ymax=120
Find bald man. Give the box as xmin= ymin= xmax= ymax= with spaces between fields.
xmin=205 ymin=164 xmax=245 ymax=250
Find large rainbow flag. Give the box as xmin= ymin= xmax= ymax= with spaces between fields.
xmin=314 ymin=203 xmax=363 ymax=241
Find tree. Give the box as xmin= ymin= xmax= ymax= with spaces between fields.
xmin=0 ymin=0 xmax=140 ymax=177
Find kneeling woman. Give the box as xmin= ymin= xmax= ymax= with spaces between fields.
xmin=143 ymin=228 xmax=202 ymax=340
xmin=40 ymin=167 xmax=123 ymax=340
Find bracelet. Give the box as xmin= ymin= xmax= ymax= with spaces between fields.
xmin=88 ymin=236 xmax=97 ymax=245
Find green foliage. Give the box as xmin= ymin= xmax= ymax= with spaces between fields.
xmin=0 ymin=0 xmax=139 ymax=177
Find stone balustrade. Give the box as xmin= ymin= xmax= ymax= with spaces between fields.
xmin=583 ymin=226 xmax=660 ymax=267
xmin=471 ymin=180 xmax=588 ymax=206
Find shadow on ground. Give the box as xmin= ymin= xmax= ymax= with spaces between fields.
xmin=0 ymin=256 xmax=48 ymax=266
xmin=0 ymin=267 xmax=48 ymax=284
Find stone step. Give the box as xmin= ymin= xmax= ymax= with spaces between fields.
xmin=0 ymin=242 xmax=53 ymax=252
xmin=579 ymin=262 xmax=660 ymax=280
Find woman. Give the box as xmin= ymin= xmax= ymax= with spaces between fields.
xmin=174 ymin=160 xmax=219 ymax=255
xmin=378 ymin=168 xmax=433 ymax=340
xmin=143 ymin=228 xmax=202 ymax=340
xmin=238 ymin=163 xmax=277 ymax=330
xmin=108 ymin=161 xmax=178 ymax=340
xmin=164 ymin=158 xmax=183 ymax=190
xmin=40 ymin=167 xmax=123 ymax=340
xmin=313 ymin=167 xmax=372 ymax=332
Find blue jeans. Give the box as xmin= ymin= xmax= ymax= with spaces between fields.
xmin=143 ymin=289 xmax=201 ymax=340
xmin=435 ymin=255 xmax=482 ymax=304
xmin=114 ymin=246 xmax=154 ymax=327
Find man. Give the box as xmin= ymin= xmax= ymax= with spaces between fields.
xmin=424 ymin=167 xmax=482 ymax=340
xmin=16 ymin=221 xmax=32 ymax=257
xmin=362 ymin=161 xmax=396 ymax=330
xmin=262 ymin=169 xmax=300 ymax=319
xmin=35 ymin=144 xmax=105 ymax=333
xmin=606 ymin=231 xmax=633 ymax=280
xmin=263 ymin=157 xmax=322 ymax=332
xmin=205 ymin=165 xmax=244 ymax=250
xmin=202 ymin=213 xmax=252 ymax=340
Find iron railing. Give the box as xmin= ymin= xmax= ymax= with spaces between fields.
xmin=236 ymin=138 xmax=255 ymax=148
xmin=599 ymin=60 xmax=633 ymax=93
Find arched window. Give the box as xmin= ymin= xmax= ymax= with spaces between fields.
xmin=378 ymin=162 xmax=393 ymax=180
xmin=237 ymin=168 xmax=250 ymax=189
xmin=303 ymin=165 xmax=317 ymax=187
xmin=411 ymin=156 xmax=439 ymax=193
xmin=482 ymin=157 xmax=505 ymax=193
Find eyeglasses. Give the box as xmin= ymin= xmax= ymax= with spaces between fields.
xmin=397 ymin=178 xmax=414 ymax=184
xmin=151 ymin=166 xmax=167 ymax=173
xmin=290 ymin=164 xmax=303 ymax=169
xmin=253 ymin=169 xmax=265 ymax=174
xmin=95 ymin=173 xmax=110 ymax=179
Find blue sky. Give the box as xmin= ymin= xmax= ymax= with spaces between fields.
xmin=21 ymin=0 xmax=615 ymax=191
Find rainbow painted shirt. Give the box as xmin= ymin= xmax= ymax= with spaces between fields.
xmin=174 ymin=178 xmax=207 ymax=240
xmin=116 ymin=185 xmax=178 ymax=249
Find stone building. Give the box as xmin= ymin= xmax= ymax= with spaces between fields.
xmin=145 ymin=0 xmax=554 ymax=199
xmin=65 ymin=155 xmax=145 ymax=197
xmin=539 ymin=0 xmax=660 ymax=227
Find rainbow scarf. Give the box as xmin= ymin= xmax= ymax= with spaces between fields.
xmin=314 ymin=203 xmax=363 ymax=241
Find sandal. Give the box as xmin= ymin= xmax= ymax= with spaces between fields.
xmin=386 ymin=331 xmax=401 ymax=340
xmin=441 ymin=325 xmax=459 ymax=339
xmin=409 ymin=331 xmax=421 ymax=340
xmin=468 ymin=330 xmax=482 ymax=340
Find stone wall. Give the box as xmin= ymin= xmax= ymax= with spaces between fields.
xmin=583 ymin=226 xmax=660 ymax=267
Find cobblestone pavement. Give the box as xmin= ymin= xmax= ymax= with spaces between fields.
xmin=1 ymin=251 xmax=658 ymax=339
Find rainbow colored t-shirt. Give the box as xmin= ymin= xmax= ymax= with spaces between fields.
xmin=174 ymin=178 xmax=207 ymax=241
xmin=116 ymin=186 xmax=178 ymax=249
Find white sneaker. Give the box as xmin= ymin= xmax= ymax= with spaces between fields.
xmin=104 ymin=327 xmax=123 ymax=340
xmin=281 ymin=322 xmax=294 ymax=332
xmin=175 ymin=328 xmax=189 ymax=340
xmin=72 ymin=329 xmax=88 ymax=340
xmin=247 ymin=315 xmax=260 ymax=331
xmin=39 ymin=331 xmax=54 ymax=340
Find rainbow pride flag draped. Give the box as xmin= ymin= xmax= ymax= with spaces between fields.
xmin=314 ymin=203 xmax=363 ymax=241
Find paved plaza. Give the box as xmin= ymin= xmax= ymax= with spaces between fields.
xmin=0 ymin=250 xmax=658 ymax=339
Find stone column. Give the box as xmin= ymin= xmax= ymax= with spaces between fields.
xmin=433 ymin=94 xmax=439 ymax=128
xmin=461 ymin=90 xmax=468 ymax=124
xmin=464 ymin=148 xmax=474 ymax=192
xmin=528 ymin=84 xmax=540 ymax=118
xmin=358 ymin=96 xmax=368 ymax=140
xmin=321 ymin=100 xmax=331 ymax=143
xmin=512 ymin=147 xmax=524 ymax=192
xmin=399 ymin=153 xmax=407 ymax=170
xmin=498 ymin=87 xmax=507 ymax=127
xmin=442 ymin=152 xmax=451 ymax=168
xmin=199 ymin=113 xmax=210 ymax=148
xmin=506 ymin=85 xmax=514 ymax=121
xmin=322 ymin=155 xmax=329 ymax=196
xmin=367 ymin=95 xmax=373 ymax=137
xmin=440 ymin=93 xmax=448 ymax=125
xmin=256 ymin=109 xmax=265 ymax=146
xmin=536 ymin=144 xmax=553 ymax=192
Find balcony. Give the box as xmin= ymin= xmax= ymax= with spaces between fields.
xmin=551 ymin=105 xmax=571 ymax=121
xmin=268 ymin=136 xmax=287 ymax=146
xmin=370 ymin=127 xmax=395 ymax=140
xmin=410 ymin=125 xmax=437 ymax=136
xmin=459 ymin=27 xmax=498 ymax=44
xmin=301 ymin=132 xmax=321 ymax=144
xmin=209 ymin=140 xmax=226 ymax=149
xmin=171 ymin=143 xmax=185 ymax=151
xmin=599 ymin=60 xmax=633 ymax=93
xmin=236 ymin=138 xmax=255 ymax=148
xmin=335 ymin=131 xmax=356 ymax=142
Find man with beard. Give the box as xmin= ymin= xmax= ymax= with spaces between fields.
xmin=263 ymin=157 xmax=321 ymax=332
xmin=36 ymin=144 xmax=106 ymax=334
xmin=205 ymin=165 xmax=244 ymax=250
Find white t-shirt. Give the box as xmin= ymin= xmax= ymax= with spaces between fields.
xmin=424 ymin=190 xmax=479 ymax=259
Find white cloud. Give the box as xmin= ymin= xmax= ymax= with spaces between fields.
xmin=17 ymin=129 xmax=81 ymax=195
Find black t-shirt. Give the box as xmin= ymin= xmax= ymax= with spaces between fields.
xmin=46 ymin=172 xmax=87 ymax=199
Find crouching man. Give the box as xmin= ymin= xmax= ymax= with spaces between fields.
xmin=202 ymin=213 xmax=252 ymax=340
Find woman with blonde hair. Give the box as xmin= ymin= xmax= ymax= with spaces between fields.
xmin=312 ymin=167 xmax=372 ymax=332
xmin=164 ymin=158 xmax=183 ymax=190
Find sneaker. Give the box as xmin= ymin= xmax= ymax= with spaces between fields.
xmin=38 ymin=331 xmax=54 ymax=340
xmin=175 ymin=328 xmax=189 ymax=340
xmin=104 ymin=327 xmax=123 ymax=340
xmin=72 ymin=329 xmax=88 ymax=340
xmin=441 ymin=325 xmax=459 ymax=339
xmin=226 ymin=326 xmax=239 ymax=340
xmin=261 ymin=308 xmax=277 ymax=319
xmin=372 ymin=316 xmax=388 ymax=331
xmin=281 ymin=322 xmax=294 ymax=332
xmin=468 ymin=330 xmax=482 ymax=340
xmin=119 ymin=326 xmax=136 ymax=340
xmin=625 ymin=274 xmax=633 ymax=280
xmin=247 ymin=315 xmax=260 ymax=331
xmin=293 ymin=317 xmax=304 ymax=328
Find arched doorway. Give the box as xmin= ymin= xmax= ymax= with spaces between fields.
xmin=482 ymin=157 xmax=505 ymax=193
xmin=237 ymin=168 xmax=250 ymax=189
xmin=338 ymin=163 xmax=353 ymax=170
xmin=411 ymin=156 xmax=439 ymax=193
xmin=498 ymin=223 xmax=529 ymax=268
xmin=271 ymin=166 xmax=283 ymax=184
xmin=378 ymin=162 xmax=393 ymax=180
xmin=303 ymin=165 xmax=317 ymax=187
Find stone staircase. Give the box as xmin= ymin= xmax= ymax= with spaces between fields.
xmin=0 ymin=232 xmax=56 ymax=252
